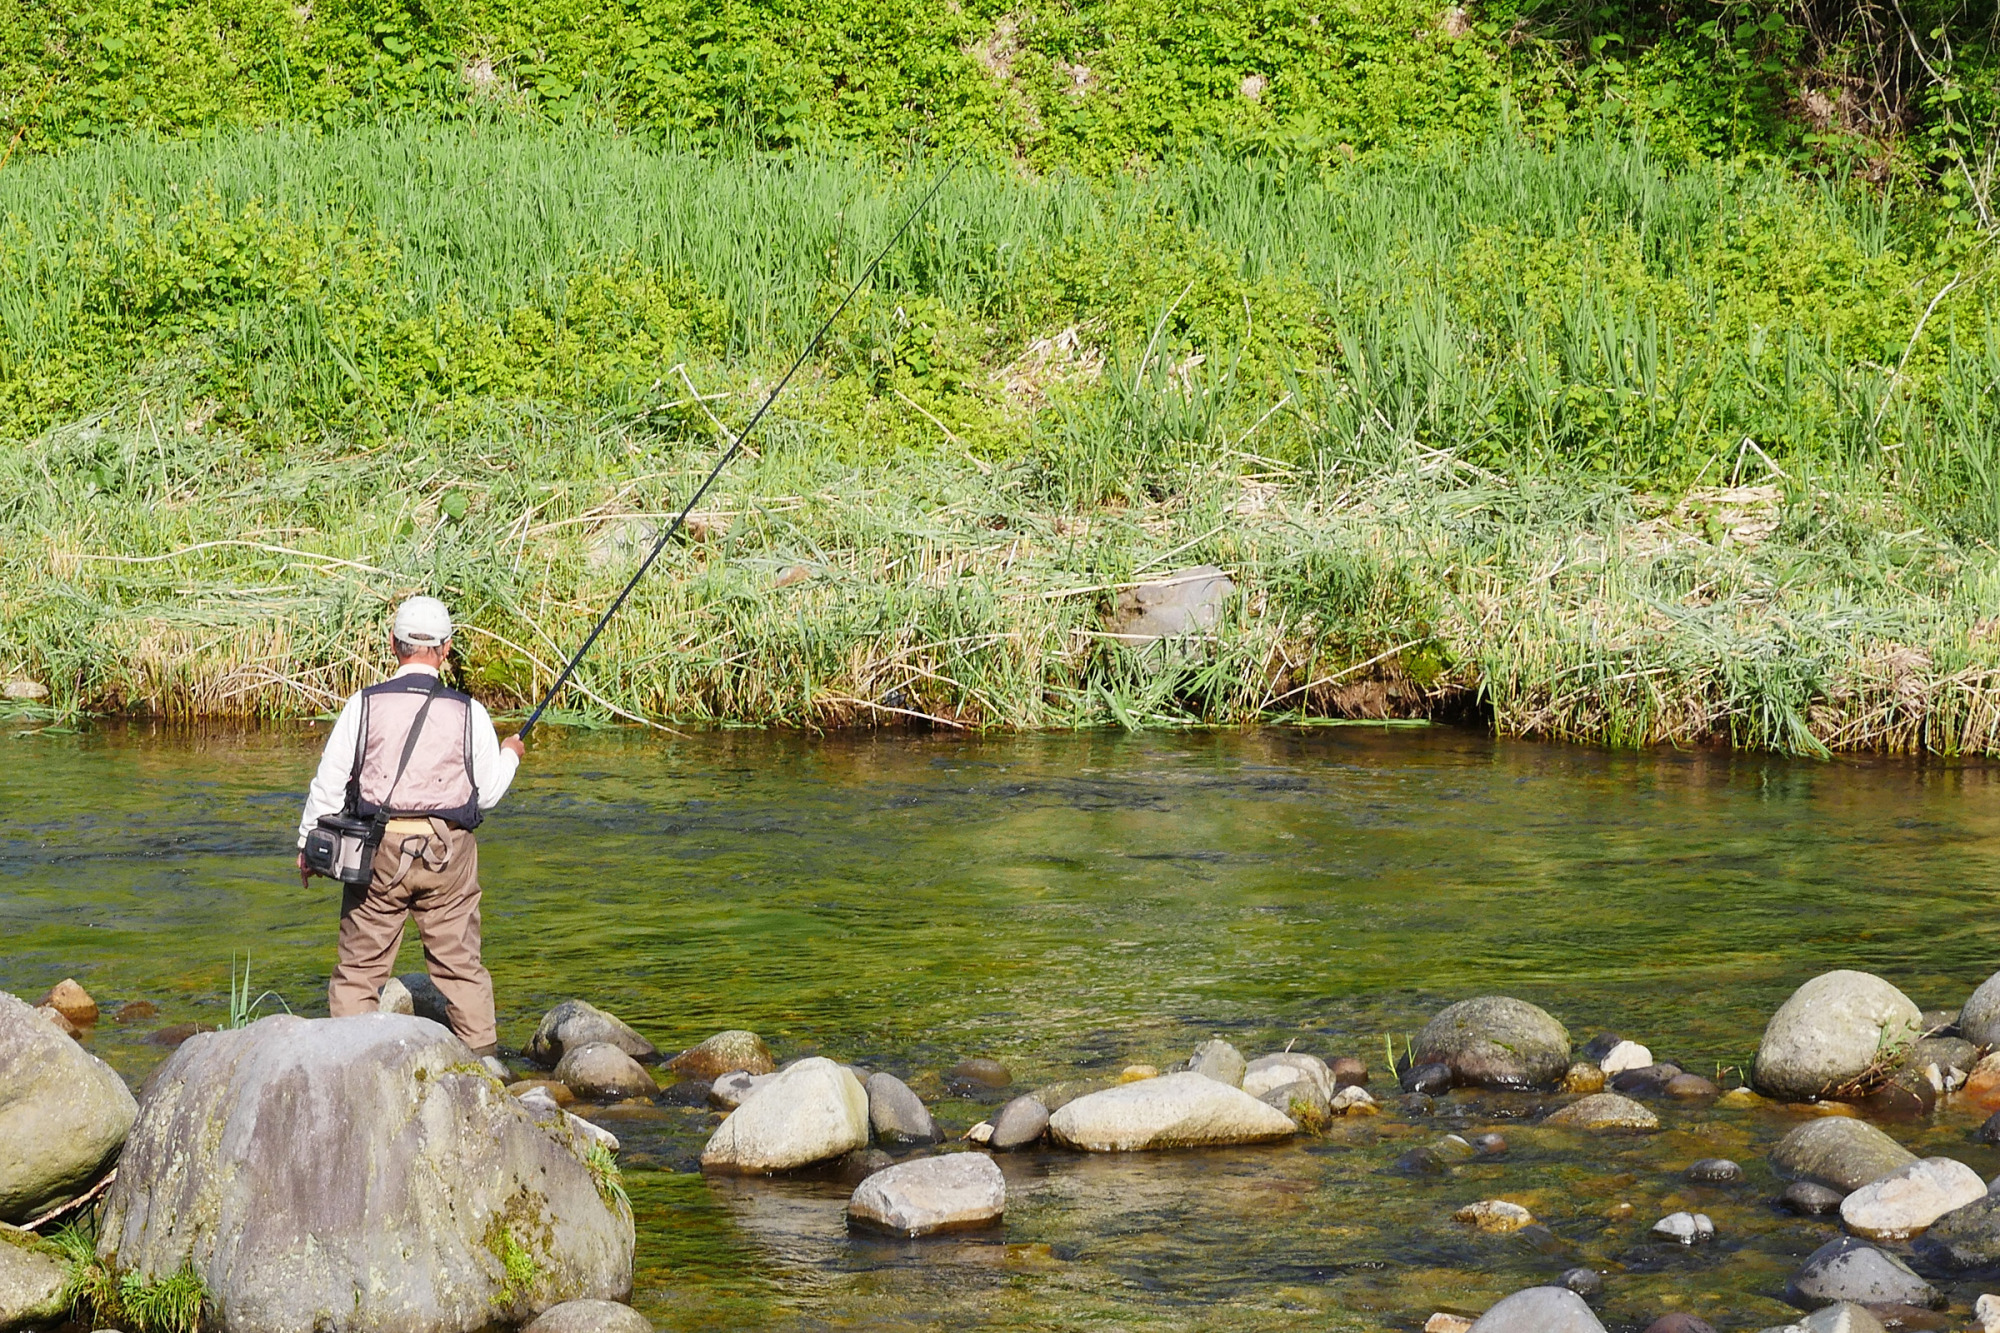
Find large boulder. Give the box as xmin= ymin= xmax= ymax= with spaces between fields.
xmin=1785 ymin=1236 xmax=1941 ymax=1309
xmin=1414 ymin=997 xmax=1571 ymax=1090
xmin=846 ymin=1154 xmax=1005 ymax=1236
xmin=700 ymin=1058 xmax=869 ymax=1174
xmin=1837 ymin=1157 xmax=1985 ymax=1240
xmin=0 ymin=989 xmax=137 ymax=1222
xmin=528 ymin=1001 xmax=660 ymax=1068
xmin=0 ymin=1230 xmax=71 ymax=1332
xmin=1753 ymin=971 xmax=1922 ymax=1101
xmin=1771 ymin=1118 xmax=1917 ymax=1193
xmin=667 ymin=1031 xmax=774 ymax=1081
xmin=1468 ymin=1285 xmax=1607 ymax=1332
xmin=1047 ymin=1072 xmax=1296 ymax=1151
xmin=97 ymin=1014 xmax=633 ymax=1333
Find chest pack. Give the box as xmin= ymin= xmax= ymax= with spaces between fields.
xmin=301 ymin=674 xmax=444 ymax=886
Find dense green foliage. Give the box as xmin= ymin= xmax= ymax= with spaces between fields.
xmin=2 ymin=126 xmax=1993 ymax=519
xmin=5 ymin=0 xmax=1995 ymax=183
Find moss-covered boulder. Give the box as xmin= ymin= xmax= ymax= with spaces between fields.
xmin=99 ymin=1013 xmax=632 ymax=1333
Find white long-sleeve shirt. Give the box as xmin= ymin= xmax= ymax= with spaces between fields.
xmin=297 ymin=664 xmax=520 ymax=846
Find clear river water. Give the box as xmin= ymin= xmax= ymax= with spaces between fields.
xmin=7 ymin=720 xmax=2000 ymax=1331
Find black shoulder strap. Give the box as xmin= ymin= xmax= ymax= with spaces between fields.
xmin=376 ymin=673 xmax=445 ymax=821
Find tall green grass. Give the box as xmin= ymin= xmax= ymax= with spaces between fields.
xmin=3 ymin=124 xmax=1998 ymax=752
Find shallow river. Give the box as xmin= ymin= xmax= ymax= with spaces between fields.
xmin=7 ymin=721 xmax=2000 ymax=1330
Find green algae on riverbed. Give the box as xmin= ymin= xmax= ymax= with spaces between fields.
xmin=8 ymin=724 xmax=2000 ymax=1328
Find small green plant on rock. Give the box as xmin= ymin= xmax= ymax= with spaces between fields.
xmin=53 ymin=1224 xmax=207 ymax=1333
xmin=583 ymin=1142 xmax=630 ymax=1214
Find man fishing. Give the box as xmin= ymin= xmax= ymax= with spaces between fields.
xmin=296 ymin=595 xmax=525 ymax=1075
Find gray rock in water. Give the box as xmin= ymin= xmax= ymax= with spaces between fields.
xmin=1798 ymin=1302 xmax=1888 ymax=1333
xmin=376 ymin=977 xmax=414 ymax=1016
xmin=946 ymin=1058 xmax=1012 ymax=1090
xmin=1243 ymin=1053 xmax=1333 ymax=1100
xmin=708 ymin=1071 xmax=774 ymax=1110
xmin=1839 ymin=1156 xmax=1985 ymax=1240
xmin=668 ymin=1030 xmax=774 ymax=1081
xmin=1186 ymin=1039 xmax=1246 ymax=1087
xmin=846 ymin=1153 xmax=1006 ymax=1236
xmin=1685 ymin=1158 xmax=1743 ymax=1183
xmin=556 ymin=1043 xmax=658 ymax=1102
xmin=1104 ymin=566 xmax=1234 ymax=645
xmin=1783 ymin=1181 xmax=1847 ymax=1215
xmin=1961 ymin=970 xmax=2000 ymax=1047
xmin=397 ymin=972 xmax=453 ymax=1026
xmin=1557 ymin=1266 xmax=1603 ymax=1300
xmin=1652 ymin=1211 xmax=1715 ymax=1244
xmin=1904 ymin=1036 xmax=1977 ymax=1085
xmin=1543 ymin=1093 xmax=1658 ymax=1131
xmin=1468 ymin=1285 xmax=1607 ymax=1332
xmin=1258 ymin=1080 xmax=1332 ymax=1125
xmin=521 ymin=1299 xmax=654 ymax=1333
xmin=0 ymin=1232 xmax=72 ymax=1329
xmin=1771 ymin=1118 xmax=1917 ymax=1193
xmin=863 ymin=1073 xmax=938 ymax=1146
xmin=530 ymin=1001 xmax=661 ymax=1068
xmin=1785 ymin=1236 xmax=1941 ymax=1310
xmin=1912 ymin=1188 xmax=2000 ymax=1268
xmin=0 ymin=989 xmax=137 ymax=1223
xmin=701 ymin=1057 xmax=869 ymax=1174
xmin=1400 ymin=1062 xmax=1454 ymax=1095
xmin=1048 ymin=1072 xmax=1296 ymax=1151
xmin=989 ymin=1095 xmax=1050 ymax=1151
xmin=97 ymin=1013 xmax=632 ymax=1332
xmin=1415 ymin=997 xmax=1571 ymax=1090
xmin=1753 ymin=971 xmax=1923 ymax=1101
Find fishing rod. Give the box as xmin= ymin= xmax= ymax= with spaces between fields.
xmin=517 ymin=152 xmax=965 ymax=741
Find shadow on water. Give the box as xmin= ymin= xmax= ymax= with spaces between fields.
xmin=8 ymin=720 xmax=2000 ymax=1328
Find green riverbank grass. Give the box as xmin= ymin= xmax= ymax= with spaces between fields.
xmin=2 ymin=124 xmax=1997 ymax=753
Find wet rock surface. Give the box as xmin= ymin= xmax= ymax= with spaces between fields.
xmin=1415 ymin=997 xmax=1572 ymax=1089
xmin=1772 ymin=1118 xmax=1918 ymax=1193
xmin=0 ymin=989 xmax=137 ymax=1223
xmin=1786 ymin=1237 xmax=1941 ymax=1310
xmin=99 ymin=1013 xmax=633 ymax=1333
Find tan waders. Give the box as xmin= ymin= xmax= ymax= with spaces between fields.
xmin=326 ymin=817 xmax=498 ymax=1052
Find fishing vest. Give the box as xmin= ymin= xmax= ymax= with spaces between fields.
xmin=345 ymin=675 xmax=483 ymax=829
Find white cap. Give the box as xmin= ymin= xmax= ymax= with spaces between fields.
xmin=392 ymin=596 xmax=453 ymax=646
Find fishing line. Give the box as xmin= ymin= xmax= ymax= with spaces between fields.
xmin=518 ymin=151 xmax=966 ymax=740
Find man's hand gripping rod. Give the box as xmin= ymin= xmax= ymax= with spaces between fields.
xmin=517 ymin=154 xmax=965 ymax=741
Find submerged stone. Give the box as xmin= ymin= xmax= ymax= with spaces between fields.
xmin=947 ymin=1058 xmax=1012 ymax=1090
